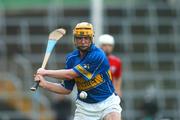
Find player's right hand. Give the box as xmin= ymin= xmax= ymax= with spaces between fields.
xmin=36 ymin=68 xmax=47 ymax=76
xmin=34 ymin=75 xmax=47 ymax=88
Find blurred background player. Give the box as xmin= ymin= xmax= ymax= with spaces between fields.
xmin=98 ymin=34 xmax=123 ymax=97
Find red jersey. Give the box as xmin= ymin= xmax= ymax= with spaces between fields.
xmin=108 ymin=55 xmax=122 ymax=81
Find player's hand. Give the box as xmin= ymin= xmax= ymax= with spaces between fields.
xmin=34 ymin=75 xmax=47 ymax=88
xmin=36 ymin=68 xmax=47 ymax=76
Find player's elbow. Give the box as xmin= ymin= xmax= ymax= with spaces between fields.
xmin=65 ymin=90 xmax=71 ymax=94
xmin=64 ymin=69 xmax=78 ymax=80
xmin=64 ymin=74 xmax=74 ymax=80
xmin=60 ymin=89 xmax=71 ymax=95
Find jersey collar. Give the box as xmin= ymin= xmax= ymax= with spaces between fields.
xmin=77 ymin=44 xmax=95 ymax=58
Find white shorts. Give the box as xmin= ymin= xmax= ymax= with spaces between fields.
xmin=74 ymin=93 xmax=122 ymax=120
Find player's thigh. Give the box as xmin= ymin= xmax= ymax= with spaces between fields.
xmin=74 ymin=102 xmax=100 ymax=120
xmin=101 ymin=94 xmax=122 ymax=120
xmin=103 ymin=112 xmax=121 ymax=120
xmin=74 ymin=112 xmax=87 ymax=120
xmin=74 ymin=110 xmax=100 ymax=120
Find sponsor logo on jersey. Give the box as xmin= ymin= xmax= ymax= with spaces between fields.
xmin=75 ymin=74 xmax=104 ymax=91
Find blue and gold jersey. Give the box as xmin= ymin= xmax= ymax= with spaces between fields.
xmin=62 ymin=44 xmax=115 ymax=103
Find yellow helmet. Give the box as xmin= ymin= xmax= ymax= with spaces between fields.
xmin=73 ymin=22 xmax=94 ymax=38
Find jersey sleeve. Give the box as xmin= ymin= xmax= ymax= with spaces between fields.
xmin=61 ymin=79 xmax=75 ymax=91
xmin=114 ymin=59 xmax=122 ymax=78
xmin=73 ymin=51 xmax=109 ymax=81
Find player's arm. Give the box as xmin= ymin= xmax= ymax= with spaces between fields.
xmin=113 ymin=59 xmax=123 ymax=97
xmin=113 ymin=77 xmax=122 ymax=97
xmin=34 ymin=75 xmax=71 ymax=94
xmin=36 ymin=68 xmax=79 ymax=80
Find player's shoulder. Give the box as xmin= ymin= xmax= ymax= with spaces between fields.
xmin=66 ymin=49 xmax=79 ymax=62
xmin=90 ymin=44 xmax=105 ymax=56
xmin=109 ymin=55 xmax=122 ymax=63
xmin=88 ymin=44 xmax=106 ymax=59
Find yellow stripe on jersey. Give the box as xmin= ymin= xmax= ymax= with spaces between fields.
xmin=75 ymin=74 xmax=104 ymax=91
xmin=107 ymin=70 xmax=113 ymax=81
xmin=75 ymin=64 xmax=92 ymax=79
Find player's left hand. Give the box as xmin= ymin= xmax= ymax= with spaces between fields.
xmin=34 ymin=74 xmax=47 ymax=88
